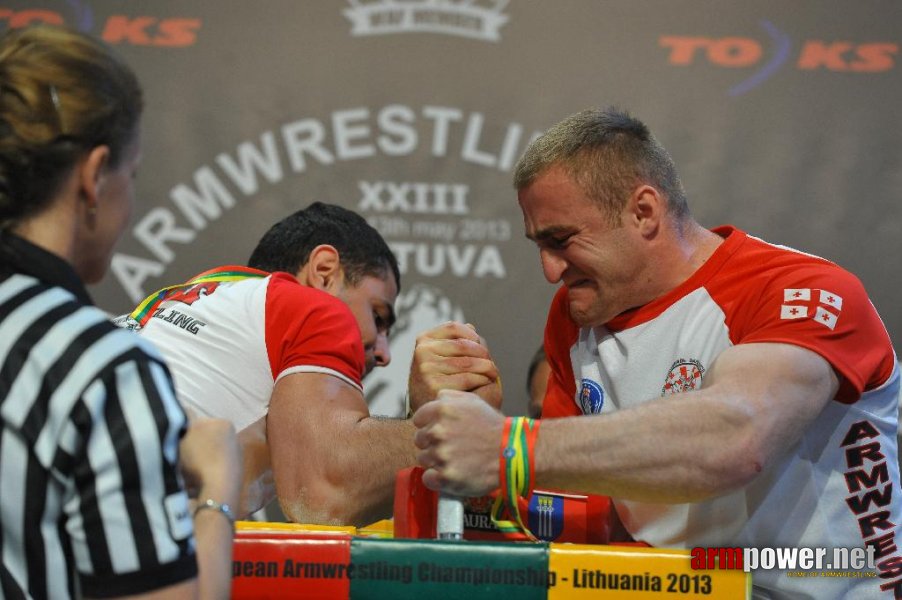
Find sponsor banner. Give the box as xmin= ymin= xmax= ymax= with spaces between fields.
xmin=348 ymin=537 xmax=549 ymax=599
xmin=231 ymin=529 xmax=353 ymax=599
xmin=547 ymin=544 xmax=750 ymax=599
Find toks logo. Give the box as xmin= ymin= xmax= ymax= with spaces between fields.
xmin=660 ymin=20 xmax=898 ymax=96
xmin=0 ymin=6 xmax=201 ymax=47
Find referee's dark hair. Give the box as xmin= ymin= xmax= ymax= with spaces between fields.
xmin=0 ymin=25 xmax=143 ymax=230
xmin=248 ymin=201 xmax=401 ymax=291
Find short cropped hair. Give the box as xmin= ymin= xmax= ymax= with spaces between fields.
xmin=513 ymin=107 xmax=688 ymax=223
xmin=247 ymin=201 xmax=401 ymax=291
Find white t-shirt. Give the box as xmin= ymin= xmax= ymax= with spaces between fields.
xmin=544 ymin=227 xmax=900 ymax=599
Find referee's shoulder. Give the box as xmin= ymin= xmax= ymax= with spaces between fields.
xmin=89 ymin=305 xmax=172 ymax=376
xmin=2 ymin=273 xmax=169 ymax=374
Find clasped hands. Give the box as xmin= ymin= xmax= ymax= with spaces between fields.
xmin=408 ymin=321 xmax=506 ymax=497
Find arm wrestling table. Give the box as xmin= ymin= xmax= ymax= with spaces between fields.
xmin=231 ymin=467 xmax=750 ymax=599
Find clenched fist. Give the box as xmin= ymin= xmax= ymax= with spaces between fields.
xmin=407 ymin=321 xmax=503 ymax=412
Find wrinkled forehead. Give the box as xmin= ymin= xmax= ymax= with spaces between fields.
xmin=518 ymin=168 xmax=598 ymax=234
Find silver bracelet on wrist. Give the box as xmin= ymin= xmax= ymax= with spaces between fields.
xmin=194 ymin=498 xmax=236 ymax=527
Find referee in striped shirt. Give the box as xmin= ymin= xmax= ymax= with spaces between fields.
xmin=0 ymin=26 xmax=240 ymax=599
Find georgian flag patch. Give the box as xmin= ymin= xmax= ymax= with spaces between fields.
xmin=781 ymin=288 xmax=843 ymax=330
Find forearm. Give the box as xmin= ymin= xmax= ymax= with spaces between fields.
xmin=279 ymin=417 xmax=417 ymax=527
xmin=193 ymin=484 xmax=240 ymax=600
xmin=179 ymin=417 xmax=242 ymax=600
xmin=415 ymin=343 xmax=839 ymax=505
xmin=193 ymin=504 xmax=235 ymax=600
xmin=534 ymin=344 xmax=838 ymax=502
xmin=535 ymin=390 xmax=762 ymax=502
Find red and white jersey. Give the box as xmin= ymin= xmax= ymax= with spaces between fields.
xmin=544 ymin=227 xmax=900 ymax=598
xmin=132 ymin=269 xmax=365 ymax=433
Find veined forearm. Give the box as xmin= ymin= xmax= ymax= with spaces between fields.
xmin=281 ymin=417 xmax=417 ymax=527
xmin=534 ymin=390 xmax=763 ymax=503
xmin=412 ymin=343 xmax=838 ymax=505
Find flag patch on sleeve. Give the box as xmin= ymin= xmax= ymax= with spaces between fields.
xmin=781 ymin=288 xmax=843 ymax=329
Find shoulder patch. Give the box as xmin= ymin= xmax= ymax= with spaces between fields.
xmin=780 ymin=288 xmax=843 ymax=330
xmin=165 ymin=491 xmax=194 ymax=541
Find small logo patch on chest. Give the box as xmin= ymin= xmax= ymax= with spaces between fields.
xmin=661 ymin=359 xmax=706 ymax=396
xmin=578 ymin=378 xmax=605 ymax=414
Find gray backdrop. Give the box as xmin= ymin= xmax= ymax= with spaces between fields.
xmin=4 ymin=1 xmax=900 ymax=416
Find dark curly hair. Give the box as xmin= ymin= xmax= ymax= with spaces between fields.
xmin=247 ymin=202 xmax=400 ymax=291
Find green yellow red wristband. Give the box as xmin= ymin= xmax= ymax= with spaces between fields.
xmin=491 ymin=416 xmax=541 ymax=540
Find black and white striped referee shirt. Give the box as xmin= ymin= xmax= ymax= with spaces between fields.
xmin=0 ymin=232 xmax=197 ymax=599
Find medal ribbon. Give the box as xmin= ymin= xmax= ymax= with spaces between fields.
xmin=128 ymin=265 xmax=268 ymax=327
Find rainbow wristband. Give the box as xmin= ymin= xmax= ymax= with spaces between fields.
xmin=491 ymin=416 xmax=541 ymax=540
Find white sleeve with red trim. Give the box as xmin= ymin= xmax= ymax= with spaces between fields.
xmin=263 ymin=273 xmax=366 ymax=391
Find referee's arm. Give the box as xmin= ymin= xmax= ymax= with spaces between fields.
xmin=72 ymin=352 xmax=236 ymax=599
